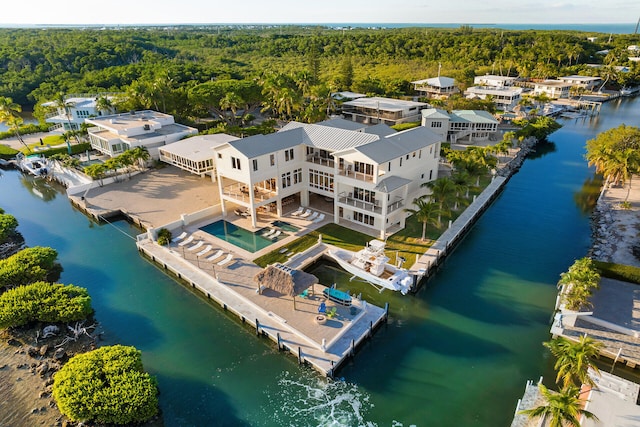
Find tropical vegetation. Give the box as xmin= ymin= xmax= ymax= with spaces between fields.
xmin=586 ymin=124 xmax=640 ymax=202
xmin=0 ymin=246 xmax=61 ymax=289
xmin=519 ymin=383 xmax=598 ymax=427
xmin=0 ymin=281 xmax=92 ymax=329
xmin=557 ymin=257 xmax=601 ymax=311
xmin=0 ymin=210 xmax=19 ymax=243
xmin=52 ymin=345 xmax=159 ymax=425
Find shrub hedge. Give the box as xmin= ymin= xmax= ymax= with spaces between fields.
xmin=0 ymin=213 xmax=18 ymax=243
xmin=53 ymin=345 xmax=159 ymax=425
xmin=0 ymin=281 xmax=92 ymax=329
xmin=593 ymin=260 xmax=640 ymax=284
xmin=0 ymin=246 xmax=61 ymax=289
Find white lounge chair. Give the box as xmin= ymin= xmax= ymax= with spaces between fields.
xmin=270 ymin=230 xmax=282 ymax=240
xmin=307 ymin=211 xmax=319 ymax=221
xmin=299 ymin=209 xmax=312 ymax=218
xmin=263 ymin=228 xmax=276 ymax=237
xmin=187 ymin=241 xmax=204 ymax=252
xmin=207 ymin=250 xmax=224 ymax=261
xmin=291 ymin=207 xmax=304 ymax=216
xmin=178 ymin=235 xmax=194 ymax=247
xmin=171 ymin=231 xmax=187 ymax=243
xmin=217 ymin=253 xmax=233 ymax=266
xmin=196 ymin=245 xmax=212 ymax=257
xmin=313 ymin=213 xmax=325 ymax=223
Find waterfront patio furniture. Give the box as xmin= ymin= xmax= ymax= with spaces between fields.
xmin=234 ymin=208 xmax=244 ymax=216
xmin=206 ymin=250 xmax=223 ymax=261
xmin=270 ymin=230 xmax=282 ymax=240
xmin=299 ymin=209 xmax=312 ymax=218
xmin=291 ymin=206 xmax=304 ymax=216
xmin=178 ymin=235 xmax=194 ymax=247
xmin=217 ymin=253 xmax=233 ymax=266
xmin=318 ymin=302 xmax=327 ymax=314
xmin=187 ymin=241 xmax=204 ymax=252
xmin=313 ymin=213 xmax=325 ymax=223
xmin=278 ymin=247 xmax=289 ymax=254
xmin=298 ymin=289 xmax=309 ymax=298
xmin=253 ymin=263 xmax=319 ymax=310
xmin=307 ymin=211 xmax=319 ymax=221
xmin=263 ymin=228 xmax=276 ymax=237
xmin=326 ymin=307 xmax=338 ymax=319
xmin=171 ymin=231 xmax=187 ymax=243
xmin=196 ymin=245 xmax=212 ymax=257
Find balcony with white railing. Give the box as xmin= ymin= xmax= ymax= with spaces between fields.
xmin=338 ymin=192 xmax=381 ymax=214
xmin=222 ymin=181 xmax=277 ymax=204
xmin=337 ymin=166 xmax=375 ymax=183
xmin=306 ymin=153 xmax=335 ymax=168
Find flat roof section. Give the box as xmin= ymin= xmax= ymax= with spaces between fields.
xmin=342 ymin=96 xmax=428 ymax=112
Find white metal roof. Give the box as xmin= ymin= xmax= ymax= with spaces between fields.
xmin=374 ymin=175 xmax=412 ymax=192
xmin=449 ymin=110 xmax=499 ymax=124
xmin=353 ymin=126 xmax=441 ymax=163
xmin=421 ymin=108 xmax=451 ymax=120
xmin=412 ymin=76 xmax=456 ymax=88
xmin=160 ymin=134 xmax=239 ymax=162
xmin=341 ymin=96 xmax=428 ymax=112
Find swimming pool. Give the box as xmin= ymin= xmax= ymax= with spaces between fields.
xmin=271 ymin=220 xmax=300 ymax=232
xmin=199 ymin=220 xmax=284 ymax=253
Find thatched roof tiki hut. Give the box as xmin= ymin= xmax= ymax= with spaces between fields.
xmin=253 ymin=263 xmax=318 ymax=310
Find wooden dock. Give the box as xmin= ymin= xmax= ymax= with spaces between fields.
xmin=136 ymin=237 xmax=387 ymax=377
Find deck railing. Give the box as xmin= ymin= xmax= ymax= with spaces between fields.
xmin=222 ymin=183 xmax=275 ymax=203
xmin=306 ymin=154 xmax=335 ymax=168
xmin=338 ymin=194 xmax=381 ymax=214
xmin=337 ymin=167 xmax=375 ymax=183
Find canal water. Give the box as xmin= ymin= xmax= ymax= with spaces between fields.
xmin=1 ymin=97 xmax=639 ymax=426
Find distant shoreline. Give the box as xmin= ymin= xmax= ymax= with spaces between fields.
xmin=0 ymin=22 xmax=636 ymax=34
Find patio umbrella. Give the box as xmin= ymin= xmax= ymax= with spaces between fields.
xmin=253 ymin=263 xmax=318 ymax=310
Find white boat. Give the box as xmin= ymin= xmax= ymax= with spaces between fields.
xmin=17 ymin=153 xmax=50 ymax=177
xmin=327 ymin=240 xmax=413 ymax=295
xmin=620 ymin=86 xmax=639 ymax=97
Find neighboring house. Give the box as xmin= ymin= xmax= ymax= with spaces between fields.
xmin=340 ymin=96 xmax=429 ymax=125
xmin=421 ymin=108 xmax=499 ymax=143
xmin=42 ymin=93 xmax=119 ymax=132
xmin=532 ymin=80 xmax=572 ymax=99
xmin=411 ymin=76 xmax=458 ymax=99
xmin=213 ymin=121 xmax=442 ymax=238
xmin=331 ymin=91 xmax=367 ymax=101
xmin=473 ymin=74 xmax=517 ymax=88
xmin=558 ymin=75 xmax=602 ymax=91
xmin=464 ymin=86 xmax=523 ymax=111
xmin=159 ymin=134 xmax=239 ymax=179
xmin=86 ymin=110 xmax=197 ymax=159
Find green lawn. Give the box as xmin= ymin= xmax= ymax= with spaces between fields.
xmin=254 ymin=175 xmax=493 ymax=268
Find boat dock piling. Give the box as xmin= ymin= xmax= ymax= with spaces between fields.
xmin=136 ymin=237 xmax=388 ymax=378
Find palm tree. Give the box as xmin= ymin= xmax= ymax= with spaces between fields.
xmin=557 ymin=257 xmax=600 ymax=311
xmin=130 ymin=146 xmax=150 ymax=170
xmin=104 ymin=157 xmax=122 ymax=182
xmin=95 ymin=96 xmax=115 ymax=116
xmin=52 ymin=93 xmax=79 ymax=143
xmin=422 ymin=177 xmax=457 ymax=226
xmin=84 ymin=163 xmax=107 ymax=186
xmin=404 ymin=198 xmax=442 ymax=241
xmin=544 ymin=335 xmax=603 ymax=388
xmin=0 ymin=96 xmax=31 ymax=153
xmin=118 ymin=150 xmax=135 ymax=180
xmin=519 ymin=383 xmax=598 ymax=427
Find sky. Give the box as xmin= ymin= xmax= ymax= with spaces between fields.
xmin=0 ymin=0 xmax=637 ymax=26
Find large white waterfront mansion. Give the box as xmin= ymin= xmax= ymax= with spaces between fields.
xmin=213 ymin=119 xmax=442 ymax=239
xmin=42 ymin=93 xmax=119 ymax=132
xmin=86 ymin=110 xmax=197 ymax=159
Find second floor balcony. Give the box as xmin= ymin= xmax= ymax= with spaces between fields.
xmin=306 ymin=153 xmax=335 ymax=168
xmin=338 ymin=166 xmax=375 ymax=183
xmin=222 ymin=182 xmax=276 ymax=203
xmin=338 ymin=192 xmax=405 ymax=215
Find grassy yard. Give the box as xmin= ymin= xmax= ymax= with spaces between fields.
xmin=254 ymin=174 xmax=493 ymax=268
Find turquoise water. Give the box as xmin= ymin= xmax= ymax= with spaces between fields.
xmin=199 ymin=220 xmax=284 ymax=252
xmin=272 ymin=220 xmax=300 ymax=232
xmin=1 ymin=96 xmax=639 ymax=425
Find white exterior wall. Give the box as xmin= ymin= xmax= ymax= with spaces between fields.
xmin=421 ymin=117 xmax=449 ymax=140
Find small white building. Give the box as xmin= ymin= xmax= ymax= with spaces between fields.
xmin=411 ymin=76 xmax=458 ymax=99
xmin=42 ymin=93 xmax=119 ymax=132
xmin=473 ymin=75 xmax=517 ymax=88
xmin=464 ymin=86 xmax=523 ymax=111
xmin=421 ymin=108 xmax=499 ymax=143
xmin=86 ymin=110 xmax=197 ymax=159
xmin=532 ymin=80 xmax=573 ymax=99
xmin=213 ymin=121 xmax=442 ymax=238
xmin=558 ymin=75 xmax=602 ymax=91
xmin=340 ymin=96 xmax=429 ymax=126
xmin=158 ymin=134 xmax=239 ymax=178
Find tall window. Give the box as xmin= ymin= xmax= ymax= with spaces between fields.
xmin=353 ymin=212 xmax=375 ymax=226
xmin=309 ymin=169 xmax=334 ymax=192
xmin=293 ymin=168 xmax=302 ymax=184
xmin=431 ymin=121 xmax=442 ymax=128
xmin=231 ymin=157 xmax=241 ymax=170
xmin=281 ymin=171 xmax=291 ymax=189
xmin=353 ymin=187 xmax=376 ymax=204
xmin=285 ymin=148 xmax=294 ymax=161
xmin=270 ymin=154 xmax=275 ymax=166
xmin=252 ymin=159 xmax=258 ymax=171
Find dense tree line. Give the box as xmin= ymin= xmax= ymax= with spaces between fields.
xmin=1 ymin=26 xmax=639 ymax=124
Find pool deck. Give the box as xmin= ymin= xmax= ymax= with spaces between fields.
xmin=137 ymin=236 xmax=387 ymax=377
